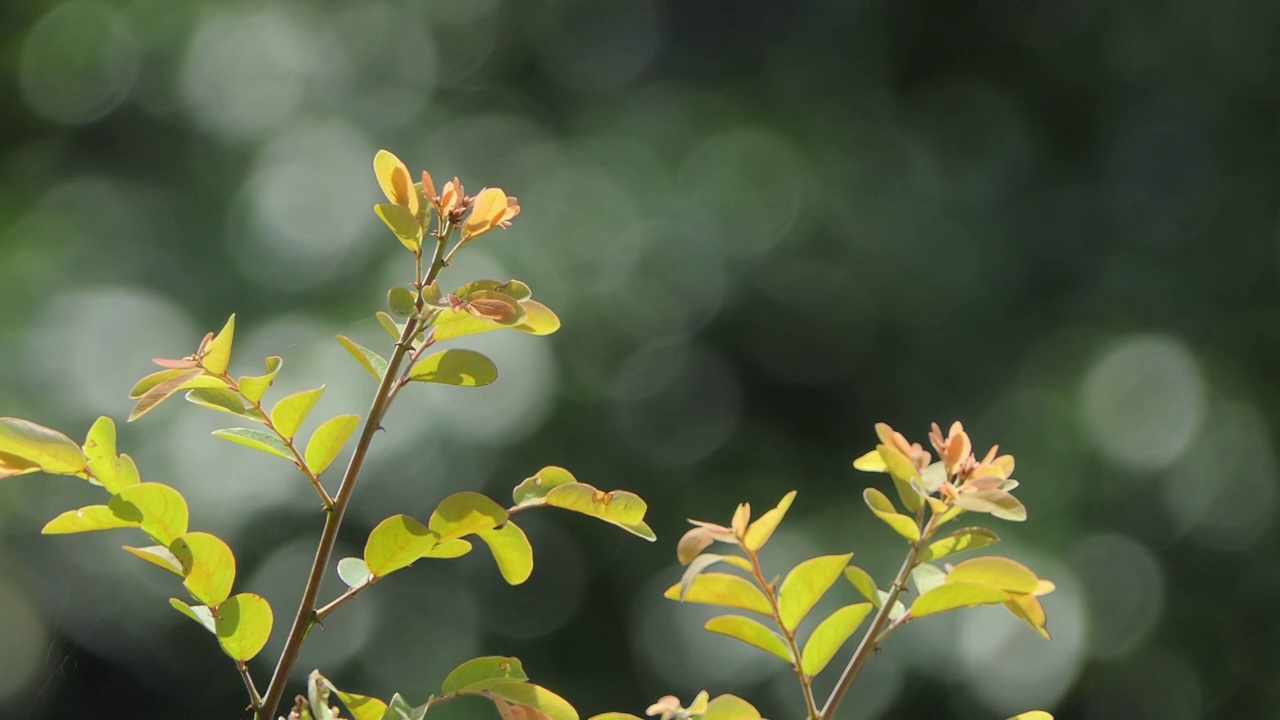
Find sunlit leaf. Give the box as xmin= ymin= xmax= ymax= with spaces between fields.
xmin=800 ymin=603 xmax=873 ymax=676
xmin=588 ymin=715 xmax=645 ymax=720
xmin=337 ymin=336 xmax=389 ymax=381
xmin=171 ymin=531 xmax=236 ymax=607
xmin=485 ymin=682 xmax=578 ymax=720
xmin=215 ymin=592 xmax=273 ymax=661
xmin=185 ymin=388 xmax=256 ymax=419
xmin=1006 ymin=713 xmax=1053 ymax=720
xmin=512 ymin=466 xmax=577 ymax=506
xmin=844 ymin=566 xmax=880 ymax=607
xmin=170 ymin=598 xmax=216 ymax=634
xmin=678 ymin=554 xmax=753 ymax=599
xmin=408 ymin=349 xmax=498 ymax=387
xmin=515 ymin=300 xmax=560 ymax=336
xmin=376 ymin=203 xmax=423 ymax=253
xmin=862 ymin=488 xmax=920 ymax=542
xmin=442 ymin=656 xmax=528 ymax=694
xmin=128 ymin=368 xmax=224 ymax=399
xmin=374 ymin=150 xmax=420 ymax=215
xmin=852 ymin=449 xmax=886 ymax=472
xmin=910 ymin=563 xmax=947 ymax=598
xmin=421 ymin=538 xmax=472 ymax=558
xmin=375 ymin=312 xmax=402 ymax=340
xmin=110 ymin=482 xmax=188 ymax=545
xmin=271 ymin=386 xmax=325 ymax=440
xmin=337 ymin=557 xmax=373 ymax=588
xmin=947 ymin=556 xmax=1039 ymax=593
xmin=388 ymin=286 xmax=418 ymax=318
xmin=677 ymin=527 xmax=716 ymax=565
xmin=211 ymin=427 xmax=294 ymax=462
xmin=82 ymin=416 xmax=117 ymax=487
xmin=478 ymin=521 xmax=534 ymax=585
xmin=463 ymin=188 xmax=508 ymax=240
xmin=334 ymin=688 xmax=389 ymax=720
xmin=704 ymin=615 xmax=792 ymax=663
xmin=777 ymin=553 xmax=853 ymax=631
xmin=128 ymin=368 xmax=209 ymax=421
xmin=955 ymin=489 xmax=1027 ymax=522
xmin=429 ymin=492 xmax=508 ymax=541
xmin=744 ymin=491 xmax=796 ymax=551
xmin=701 ymin=695 xmax=762 ymax=720
xmin=123 ymin=544 xmax=184 ymax=575
xmin=380 ymin=693 xmax=428 ymax=720
xmin=305 ymin=414 xmax=361 ymax=475
xmin=919 ymin=527 xmax=1000 ymax=562
xmin=0 ymin=417 xmax=88 ymax=478
xmin=543 ymin=484 xmax=655 ymax=540
xmin=364 ymin=514 xmax=437 ymax=578
xmin=41 ymin=505 xmax=136 ymax=534
xmin=909 ymin=583 xmax=1010 ymax=618
xmin=920 ymin=461 xmax=948 ymax=493
xmin=1003 ymin=592 xmax=1051 ymax=639
xmin=238 ymin=356 xmax=282 ymax=404
xmin=203 ymin=315 xmax=235 ymax=375
xmin=114 ymin=453 xmax=140 ymax=492
xmin=663 ymin=573 xmax=772 ymax=615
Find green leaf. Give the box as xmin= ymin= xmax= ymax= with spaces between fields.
xmin=955 ymin=489 xmax=1027 ymax=522
xmin=777 ymin=553 xmax=853 ymax=631
xmin=1007 ymin=713 xmax=1053 ymax=720
xmin=0 ymin=417 xmax=88 ymax=478
xmin=203 ymin=315 xmax=235 ymax=375
xmin=946 ymin=556 xmax=1040 ymax=593
xmin=485 ymin=682 xmax=578 ymax=720
xmin=588 ymin=715 xmax=645 ymax=720
xmin=42 ymin=504 xmax=137 ymax=534
xmin=82 ymin=416 xmax=118 ymax=487
xmin=843 ymin=566 xmax=880 ymax=607
xmin=170 ymin=598 xmax=216 ymax=633
xmin=337 ymin=336 xmax=389 ymax=382
xmin=678 ymin=554 xmax=753 ymax=600
xmin=129 ymin=367 xmax=225 ymax=399
xmin=442 ymin=656 xmax=528 ymax=694
xmin=211 ymin=427 xmax=294 ymax=462
xmin=704 ymin=615 xmax=792 ymax=663
xmin=114 ymin=453 xmax=141 ymax=492
xmin=365 ymin=514 xmax=438 ymax=577
xmin=387 ymin=285 xmax=418 ymax=317
xmin=421 ymin=538 xmax=472 ymax=558
xmin=909 ymin=583 xmax=1010 ymax=618
xmin=852 ymin=449 xmax=887 ymax=472
xmin=408 ymin=349 xmax=498 ymax=387
xmin=663 ymin=573 xmax=772 ymax=615
xmin=129 ymin=368 xmax=208 ymax=421
xmin=911 ymin=563 xmax=947 ymax=596
xmin=920 ymin=527 xmax=1000 ymax=562
xmin=185 ymin=388 xmax=256 ymax=419
xmin=238 ymin=356 xmax=283 ymax=404
xmin=215 ymin=592 xmax=273 ymax=662
xmin=123 ymin=544 xmax=184 ymax=575
xmin=305 ymin=414 xmax=361 ymax=475
xmin=1003 ymin=592 xmax=1051 ymax=639
xmin=171 ymin=531 xmax=237 ymax=607
xmin=271 ymin=386 xmax=325 ymax=440
xmin=375 ymin=203 xmax=422 ymax=253
xmin=515 ymin=300 xmax=560 ymax=336
xmin=375 ymin=312 xmax=402 ymax=341
xmin=379 ymin=693 xmax=428 ymax=720
xmin=110 ymin=483 xmax=189 ymax=545
xmin=862 ymin=488 xmax=921 ymax=542
xmin=335 ymin=689 xmax=389 ymax=720
xmin=477 ymin=521 xmax=534 ymax=585
xmin=337 ymin=557 xmax=373 ymax=588
xmin=429 ymin=492 xmax=509 ymax=542
xmin=544 ymin=484 xmax=655 ymax=541
xmin=744 ymin=490 xmax=796 ymax=551
xmin=701 ymin=695 xmax=762 ymax=720
xmin=801 ymin=603 xmax=874 ymax=676
xmin=512 ymin=466 xmax=577 ymax=506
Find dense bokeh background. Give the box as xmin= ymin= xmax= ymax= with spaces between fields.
xmin=2 ymin=0 xmax=1278 ymax=718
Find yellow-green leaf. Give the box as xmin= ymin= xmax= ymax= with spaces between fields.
xmin=679 ymin=554 xmax=753 ymax=599
xmin=442 ymin=656 xmax=528 ymax=693
xmin=124 ymin=544 xmax=184 ymax=575
xmin=0 ymin=417 xmax=88 ymax=478
xmin=955 ymin=489 xmax=1027 ymax=522
xmin=82 ymin=416 xmax=117 ymax=487
xmin=170 ymin=597 xmax=216 ymax=633
xmin=429 ymin=492 xmax=508 ymax=542
xmin=862 ymin=488 xmax=920 ymax=542
xmin=801 ymin=603 xmax=874 ymax=676
xmin=305 ymin=414 xmax=361 ymax=475
xmin=485 ymin=682 xmax=578 ymax=720
xmin=211 ymin=427 xmax=294 ymax=462
xmin=237 ymin=356 xmax=282 ymax=404
xmin=375 ymin=312 xmax=403 ymax=340
xmin=203 ymin=315 xmax=235 ymax=375
xmin=946 ymin=556 xmax=1039 ymax=593
xmin=388 ymin=286 xmax=417 ymax=318
xmin=744 ymin=490 xmax=796 ymax=551
xmin=185 ymin=388 xmax=256 ymax=419
xmin=373 ymin=150 xmax=419 ymax=214
xmin=42 ymin=505 xmax=136 ymax=534
xmin=920 ymin=527 xmax=1000 ymax=562
xmin=777 ymin=553 xmax=853 ymax=631
xmin=1007 ymin=713 xmax=1053 ymax=720
xmin=1003 ymin=592 xmax=1051 ymax=639
xmin=364 ymin=514 xmax=437 ymax=578
xmin=852 ymin=449 xmax=887 ymax=472
xmin=408 ymin=349 xmax=498 ymax=387
xmin=114 ymin=453 xmax=141 ymax=492
xmin=171 ymin=531 xmax=237 ymax=607
xmin=422 ymin=538 xmax=472 ymax=558
xmin=336 ymin=336 xmax=388 ymax=382
xmin=215 ymin=592 xmax=273 ymax=662
xmin=844 ymin=566 xmax=880 ymax=607
xmin=477 ymin=521 xmax=534 ymax=585
xmin=512 ymin=466 xmax=578 ymax=506
xmin=909 ymin=583 xmax=1010 ymax=618
xmin=129 ymin=368 xmax=224 ymax=399
xmin=515 ymin=300 xmax=560 ymax=336
xmin=334 ymin=689 xmax=389 ymax=720
xmin=375 ymin=203 xmax=423 ymax=253
xmin=128 ymin=368 xmax=209 ymax=421
xmin=270 ymin=386 xmax=325 ymax=440
xmin=110 ymin=483 xmax=189 ymax=545
xmin=589 ymin=715 xmax=645 ymax=720
xmin=663 ymin=573 xmax=772 ymax=616
xmin=544 ymin=484 xmax=654 ymax=540
xmin=704 ymin=615 xmax=792 ymax=663
xmin=701 ymin=695 xmax=762 ymax=720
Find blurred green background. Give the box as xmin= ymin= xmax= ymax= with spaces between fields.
xmin=1 ymin=0 xmax=1277 ymax=718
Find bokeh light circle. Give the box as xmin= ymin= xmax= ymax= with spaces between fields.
xmin=1070 ymin=532 xmax=1164 ymax=658
xmin=20 ymin=1 xmax=140 ymax=125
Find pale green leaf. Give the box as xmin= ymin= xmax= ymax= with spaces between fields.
xmin=0 ymin=417 xmax=88 ymax=478
xmin=337 ymin=336 xmax=389 ymax=381
xmin=185 ymin=388 xmax=256 ymax=419
xmin=364 ymin=514 xmax=437 ymax=578
xmin=123 ymin=544 xmax=184 ymax=575
xmin=477 ymin=521 xmax=533 ymax=585
xmin=408 ymin=349 xmax=498 ymax=387
xmin=41 ymin=505 xmax=136 ymax=534
xmin=305 ymin=414 xmax=361 ymax=475
xmin=515 ymin=300 xmax=560 ymax=336
xmin=375 ymin=203 xmax=422 ymax=253
xmin=215 ymin=592 xmax=273 ymax=662
xmin=337 ymin=557 xmax=372 ymax=588
xmin=170 ymin=598 xmax=216 ymax=633
xmin=863 ymin=488 xmax=920 ymax=542
xmin=485 ymin=682 xmax=578 ymax=720
xmin=663 ymin=573 xmax=772 ymax=615
xmin=701 ymin=695 xmax=762 ymax=720
xmin=270 ymin=386 xmax=325 ymax=440
xmin=110 ymin=483 xmax=188 ymax=545
xmin=744 ymin=490 xmax=796 ymax=551
xmin=512 ymin=466 xmax=577 ymax=506
xmin=442 ymin=656 xmax=528 ymax=693
xmin=704 ymin=615 xmax=792 ymax=663
xmin=920 ymin=527 xmax=1000 ymax=562
xmin=388 ymin=286 xmax=417 ymax=317
xmin=1003 ymin=592 xmax=1051 ymax=639
xmin=844 ymin=566 xmax=880 ymax=607
xmin=800 ymin=603 xmax=874 ymax=676
xmin=211 ymin=427 xmax=294 ymax=462
xmin=375 ymin=312 xmax=401 ymax=341
xmin=679 ymin=553 xmax=753 ymax=600
xmin=171 ymin=531 xmax=237 ymax=607
xmin=429 ymin=492 xmax=508 ymax=541
xmin=955 ymin=489 xmax=1028 ymax=522
xmin=920 ymin=461 xmax=948 ymax=493
xmin=911 ymin=583 xmax=1010 ymax=618
xmin=910 ymin=563 xmax=947 ymax=596
xmin=203 ymin=315 xmax=235 ymax=375
xmin=946 ymin=556 xmax=1040 ymax=593
xmin=237 ymin=356 xmax=282 ymax=404
xmin=777 ymin=553 xmax=853 ymax=631
xmin=128 ymin=367 xmax=225 ymax=399
xmin=128 ymin=368 xmax=208 ymax=422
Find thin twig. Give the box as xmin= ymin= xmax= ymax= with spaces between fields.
xmin=313 ymin=581 xmax=371 ymax=623
xmin=746 ymin=549 xmax=821 ymax=720
xmin=238 ymin=661 xmax=263 ymax=710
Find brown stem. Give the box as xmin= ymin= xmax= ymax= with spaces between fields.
xmin=746 ymin=549 xmax=821 ymax=720
xmin=313 ymin=580 xmax=371 ymax=623
xmin=256 ymin=235 xmax=450 ymax=720
xmin=238 ymin=661 xmax=262 ymax=710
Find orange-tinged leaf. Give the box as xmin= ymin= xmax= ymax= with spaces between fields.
xmin=663 ymin=573 xmax=772 ymax=615
xmin=955 ymin=489 xmax=1027 ymax=521
xmin=485 ymin=682 xmax=578 ymax=720
xmin=677 ymin=527 xmax=716 ymax=565
xmin=129 ymin=369 xmax=207 ymax=422
xmin=463 ymin=188 xmax=509 ymax=240
xmin=704 ymin=615 xmax=792 ymax=663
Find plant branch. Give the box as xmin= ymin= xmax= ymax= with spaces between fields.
xmin=746 ymin=549 xmax=821 ymax=720
xmin=313 ymin=580 xmax=372 ymax=623
xmin=256 ymin=236 xmax=452 ymax=720
xmin=238 ymin=661 xmax=263 ymax=710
